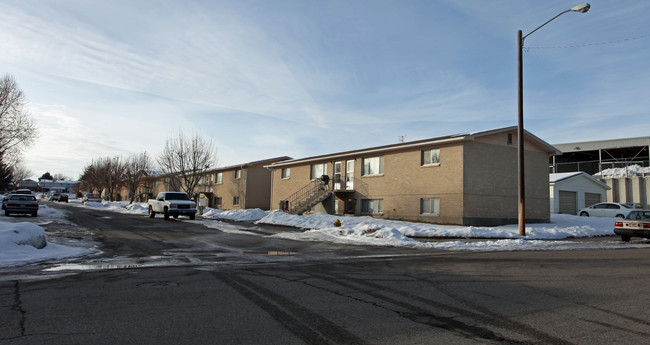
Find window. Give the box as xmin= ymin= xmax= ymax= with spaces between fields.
xmin=361 ymin=199 xmax=383 ymax=213
xmin=310 ymin=163 xmax=327 ymax=180
xmin=214 ymin=197 xmax=222 ymax=207
xmin=216 ymin=172 xmax=223 ymax=184
xmin=421 ymin=198 xmax=440 ymax=215
xmin=235 ymin=169 xmax=242 ymax=179
xmin=507 ymin=133 xmax=513 ymax=145
xmin=233 ymin=196 xmax=240 ymax=206
xmin=362 ymin=156 xmax=384 ymax=176
xmin=281 ymin=168 xmax=291 ymax=179
xmin=421 ymin=149 xmax=440 ymax=166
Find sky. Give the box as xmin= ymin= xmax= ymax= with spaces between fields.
xmin=1 ymin=0 xmax=649 ymax=180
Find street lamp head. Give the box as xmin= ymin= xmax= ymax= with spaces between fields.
xmin=571 ymin=3 xmax=590 ymax=13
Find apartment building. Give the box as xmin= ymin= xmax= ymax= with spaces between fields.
xmin=193 ymin=157 xmax=291 ymax=210
xmin=267 ymin=127 xmax=560 ymax=226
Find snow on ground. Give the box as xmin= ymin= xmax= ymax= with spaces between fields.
xmin=256 ymin=211 xmax=619 ymax=239
xmin=257 ymin=210 xmax=649 ymax=250
xmin=0 ymin=204 xmax=95 ymax=268
xmin=2 ymin=199 xmax=648 ymax=269
xmin=69 ymin=201 xmax=650 ymax=251
xmin=202 ymin=208 xmax=268 ymax=222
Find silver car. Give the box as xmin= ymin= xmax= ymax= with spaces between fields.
xmin=579 ymin=202 xmax=633 ymax=218
xmin=4 ymin=194 xmax=39 ymax=217
xmin=614 ymin=210 xmax=650 ymax=242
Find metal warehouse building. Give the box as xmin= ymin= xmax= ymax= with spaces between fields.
xmin=551 ymin=137 xmax=650 ymax=175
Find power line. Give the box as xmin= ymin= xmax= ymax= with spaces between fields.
xmin=525 ymin=34 xmax=650 ymax=51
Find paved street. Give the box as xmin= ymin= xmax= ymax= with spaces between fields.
xmin=1 ymin=203 xmax=650 ymax=344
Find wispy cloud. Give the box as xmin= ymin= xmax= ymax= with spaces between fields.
xmin=1 ymin=0 xmax=649 ymax=178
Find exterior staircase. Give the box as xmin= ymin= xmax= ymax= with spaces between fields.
xmin=282 ymin=178 xmax=331 ymax=215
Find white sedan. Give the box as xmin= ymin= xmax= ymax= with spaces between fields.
xmin=579 ymin=202 xmax=633 ymax=218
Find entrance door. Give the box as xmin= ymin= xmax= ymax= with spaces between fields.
xmin=346 ymin=160 xmax=354 ymax=190
xmin=334 ymin=161 xmax=342 ymax=190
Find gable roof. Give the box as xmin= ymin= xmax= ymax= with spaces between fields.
xmin=208 ymin=156 xmax=293 ymax=172
xmin=549 ymin=172 xmax=610 ymax=190
xmin=268 ymin=126 xmax=560 ymax=168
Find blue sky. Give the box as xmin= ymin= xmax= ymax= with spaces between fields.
xmin=1 ymin=0 xmax=649 ymax=180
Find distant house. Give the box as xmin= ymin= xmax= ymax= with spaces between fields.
xmin=38 ymin=179 xmax=78 ymax=194
xmin=139 ymin=157 xmax=292 ymax=210
xmin=549 ymin=172 xmax=610 ymax=215
xmin=267 ymin=126 xmax=560 ymax=226
xmin=17 ymin=179 xmax=39 ymax=192
xmin=196 ymin=157 xmax=291 ymax=210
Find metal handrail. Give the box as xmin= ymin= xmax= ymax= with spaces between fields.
xmin=285 ymin=179 xmax=330 ymax=214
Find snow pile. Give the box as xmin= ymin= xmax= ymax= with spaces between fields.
xmin=268 ymin=214 xmax=644 ymax=251
xmin=0 ymin=222 xmax=47 ymax=249
xmin=202 ymin=208 xmax=268 ymax=221
xmin=78 ymin=201 xmax=149 ymax=215
xmin=595 ymin=164 xmax=650 ymax=178
xmin=125 ymin=202 xmax=149 ymax=213
xmin=0 ymin=221 xmax=93 ymax=268
xmin=257 ymin=212 xmax=617 ymax=240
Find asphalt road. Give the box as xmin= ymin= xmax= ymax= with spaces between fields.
xmin=1 ymin=202 xmax=650 ymax=344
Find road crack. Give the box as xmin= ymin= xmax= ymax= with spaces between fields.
xmin=13 ymin=280 xmax=26 ymax=337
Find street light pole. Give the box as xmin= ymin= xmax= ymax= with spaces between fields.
xmin=517 ymin=3 xmax=590 ymax=236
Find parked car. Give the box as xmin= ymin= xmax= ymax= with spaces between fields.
xmin=1 ymin=193 xmax=10 ymax=210
xmin=614 ymin=210 xmax=650 ymax=242
xmin=57 ymin=194 xmax=69 ymax=203
xmin=49 ymin=193 xmax=60 ymax=201
xmin=4 ymin=194 xmax=39 ymax=217
xmin=578 ymin=202 xmax=633 ymax=218
xmin=82 ymin=193 xmax=102 ymax=204
xmin=14 ymin=189 xmax=33 ymax=195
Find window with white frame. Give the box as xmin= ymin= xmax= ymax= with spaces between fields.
xmin=421 ymin=149 xmax=440 ymax=166
xmin=362 ymin=156 xmax=384 ymax=176
xmin=421 ymin=198 xmax=440 ymax=215
xmin=281 ymin=167 xmax=291 ymax=179
xmin=361 ymin=199 xmax=383 ymax=213
xmin=235 ymin=169 xmax=242 ymax=179
xmin=310 ymin=163 xmax=327 ymax=180
xmin=216 ymin=172 xmax=223 ymax=184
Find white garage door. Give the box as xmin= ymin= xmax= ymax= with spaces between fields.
xmin=559 ymin=190 xmax=577 ymax=215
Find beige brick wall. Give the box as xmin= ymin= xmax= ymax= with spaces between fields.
xmin=269 ymin=132 xmax=553 ymax=225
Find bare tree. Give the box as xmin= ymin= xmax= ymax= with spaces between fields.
xmin=52 ymin=173 xmax=71 ymax=181
xmin=87 ymin=156 xmax=125 ymax=201
xmin=78 ymin=164 xmax=103 ymax=196
xmin=10 ymin=160 xmax=32 ymax=188
xmin=123 ymin=151 xmax=153 ymax=204
xmin=158 ymin=131 xmax=217 ymax=198
xmin=0 ymin=153 xmax=12 ymax=191
xmin=0 ymin=74 xmax=38 ymax=160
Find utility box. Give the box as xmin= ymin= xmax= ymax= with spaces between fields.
xmin=198 ymin=197 xmax=207 ymax=215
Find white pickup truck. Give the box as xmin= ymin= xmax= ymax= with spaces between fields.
xmin=147 ymin=192 xmax=197 ymax=220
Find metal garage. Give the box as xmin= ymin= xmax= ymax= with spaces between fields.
xmin=558 ymin=190 xmax=577 ymax=215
